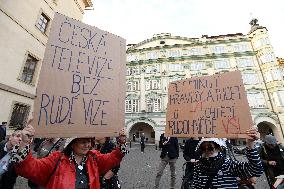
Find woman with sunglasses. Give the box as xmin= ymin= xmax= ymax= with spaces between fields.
xmin=191 ymin=127 xmax=263 ymax=189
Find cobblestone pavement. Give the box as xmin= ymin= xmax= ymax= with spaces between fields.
xmin=15 ymin=143 xmax=270 ymax=189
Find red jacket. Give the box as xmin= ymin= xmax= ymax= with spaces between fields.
xmin=15 ymin=148 xmax=124 ymax=189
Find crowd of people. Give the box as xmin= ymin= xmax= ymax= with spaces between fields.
xmin=0 ymin=122 xmax=284 ymax=189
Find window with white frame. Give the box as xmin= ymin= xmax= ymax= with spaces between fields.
xmin=147 ymin=51 xmax=159 ymax=59
xmin=264 ymin=71 xmax=273 ymax=82
xmin=37 ymin=13 xmax=50 ymax=33
xmin=259 ymin=53 xmax=276 ymax=64
xmin=145 ymin=64 xmax=160 ymax=74
xmin=271 ymin=69 xmax=282 ymax=81
xmin=169 ymin=64 xmax=184 ymax=72
xmin=255 ymin=37 xmax=270 ymax=49
xmin=125 ymin=99 xmax=139 ymax=113
xmin=168 ymin=50 xmax=181 ymax=57
xmin=190 ymin=62 xmax=206 ymax=71
xmin=169 ymin=77 xmax=182 ymax=83
xmin=212 ymin=46 xmax=225 ymax=54
xmin=146 ymin=80 xmax=161 ymax=90
xmin=126 ymin=67 xmax=140 ymax=76
xmin=189 ymin=48 xmax=202 ymax=55
xmin=146 ymin=98 xmax=161 ymax=112
xmin=127 ymin=54 xmax=139 ymax=62
xmin=214 ymin=59 xmax=230 ymax=69
xmin=247 ymin=93 xmax=266 ymax=108
xmin=273 ymin=91 xmax=284 ymax=106
xmin=127 ymin=81 xmax=139 ymax=91
xmin=237 ymin=58 xmax=254 ymax=68
xmin=234 ymin=43 xmax=249 ymax=52
xmin=242 ymin=73 xmax=259 ymax=85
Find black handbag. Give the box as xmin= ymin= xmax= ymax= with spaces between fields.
xmin=100 ymin=175 xmax=121 ymax=189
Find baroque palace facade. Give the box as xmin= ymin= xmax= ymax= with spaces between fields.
xmin=125 ymin=19 xmax=284 ymax=144
xmin=0 ymin=0 xmax=92 ymax=134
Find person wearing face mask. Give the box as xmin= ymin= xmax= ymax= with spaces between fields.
xmin=190 ymin=127 xmax=263 ymax=189
xmin=0 ymin=129 xmax=22 ymax=189
xmin=260 ymin=135 xmax=284 ymax=188
xmin=9 ymin=124 xmax=128 ymax=189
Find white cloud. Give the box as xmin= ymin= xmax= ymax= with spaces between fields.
xmin=83 ymin=0 xmax=284 ymax=57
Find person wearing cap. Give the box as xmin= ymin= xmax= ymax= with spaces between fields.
xmin=190 ymin=127 xmax=263 ymax=189
xmin=260 ymin=135 xmax=284 ymax=188
xmin=9 ymin=124 xmax=127 ymax=189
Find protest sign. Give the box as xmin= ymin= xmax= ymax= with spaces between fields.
xmin=165 ymin=70 xmax=252 ymax=138
xmin=33 ymin=13 xmax=126 ymax=138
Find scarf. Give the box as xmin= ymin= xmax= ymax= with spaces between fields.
xmin=199 ymin=152 xmax=225 ymax=176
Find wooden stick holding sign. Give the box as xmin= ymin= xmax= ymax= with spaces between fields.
xmin=33 ymin=13 xmax=126 ymax=138
xmin=165 ymin=70 xmax=252 ymax=138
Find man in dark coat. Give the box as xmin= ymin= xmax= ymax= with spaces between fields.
xmin=260 ymin=135 xmax=284 ymax=188
xmin=0 ymin=122 xmax=7 ymax=142
xmin=0 ymin=129 xmax=22 ymax=189
xmin=140 ymin=133 xmax=145 ymax=153
xmin=183 ymin=137 xmax=200 ymax=180
xmin=154 ymin=137 xmax=179 ymax=189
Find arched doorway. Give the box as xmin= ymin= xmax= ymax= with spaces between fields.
xmin=257 ymin=121 xmax=275 ymax=139
xmin=129 ymin=122 xmax=155 ymax=143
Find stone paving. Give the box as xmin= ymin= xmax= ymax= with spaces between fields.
xmin=14 ymin=143 xmax=270 ymax=189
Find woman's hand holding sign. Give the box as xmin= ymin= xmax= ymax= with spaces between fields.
xmin=246 ymin=126 xmax=260 ymax=149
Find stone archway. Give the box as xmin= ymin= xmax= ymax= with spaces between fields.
xmin=129 ymin=122 xmax=155 ymax=143
xmin=257 ymin=121 xmax=276 ymax=140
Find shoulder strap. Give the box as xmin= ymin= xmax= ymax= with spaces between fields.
xmin=47 ymin=154 xmax=62 ymax=181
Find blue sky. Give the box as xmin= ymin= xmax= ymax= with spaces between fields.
xmin=83 ymin=0 xmax=284 ymax=57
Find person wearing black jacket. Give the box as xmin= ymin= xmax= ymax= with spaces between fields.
xmin=183 ymin=137 xmax=200 ymax=180
xmin=0 ymin=129 xmax=22 ymax=189
xmin=97 ymin=137 xmax=121 ymax=189
xmin=154 ymin=137 xmax=179 ymax=189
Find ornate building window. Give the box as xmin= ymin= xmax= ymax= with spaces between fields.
xmin=190 ymin=62 xmax=206 ymax=70
xmin=264 ymin=69 xmax=282 ymax=82
xmin=259 ymin=53 xmax=276 ymax=64
xmin=247 ymin=92 xmax=266 ymax=108
xmin=242 ymin=73 xmax=259 ymax=85
xmin=212 ymin=46 xmax=226 ymax=54
xmin=127 ymin=81 xmax=139 ymax=91
xmin=146 ymin=79 xmax=161 ymax=90
xmin=127 ymin=54 xmax=139 ymax=62
xmin=9 ymin=103 xmax=30 ymax=128
xmin=273 ymin=91 xmax=284 ymax=107
xmin=146 ymin=98 xmax=161 ymax=112
xmin=233 ymin=43 xmax=249 ymax=52
xmin=168 ymin=50 xmax=181 ymax=57
xmin=214 ymin=59 xmax=230 ymax=69
xmin=168 ymin=64 xmax=184 ymax=72
xmin=147 ymin=51 xmax=159 ymax=59
xmin=126 ymin=67 xmax=140 ymax=76
xmin=237 ymin=57 xmax=254 ymax=67
xmin=20 ymin=54 xmax=39 ymax=84
xmin=145 ymin=64 xmax=160 ymax=74
xmin=189 ymin=48 xmax=203 ymax=55
xmin=125 ymin=99 xmax=139 ymax=113
xmin=255 ymin=37 xmax=270 ymax=49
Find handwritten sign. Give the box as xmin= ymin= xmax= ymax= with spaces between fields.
xmin=33 ymin=13 xmax=126 ymax=138
xmin=165 ymin=71 xmax=252 ymax=138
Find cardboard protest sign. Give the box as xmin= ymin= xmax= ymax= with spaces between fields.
xmin=165 ymin=70 xmax=252 ymax=138
xmin=33 ymin=13 xmax=126 ymax=138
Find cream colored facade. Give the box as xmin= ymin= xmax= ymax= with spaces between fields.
xmin=125 ymin=19 xmax=284 ymax=144
xmin=0 ymin=0 xmax=92 ymax=134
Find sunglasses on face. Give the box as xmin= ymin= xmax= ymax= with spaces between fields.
xmin=200 ymin=142 xmax=215 ymax=152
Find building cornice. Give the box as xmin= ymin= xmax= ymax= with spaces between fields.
xmin=127 ymin=51 xmax=257 ymax=65
xmin=0 ymin=83 xmax=36 ymax=99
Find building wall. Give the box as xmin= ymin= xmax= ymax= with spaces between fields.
xmin=0 ymin=0 xmax=92 ymax=133
xmin=125 ymin=22 xmax=284 ymax=144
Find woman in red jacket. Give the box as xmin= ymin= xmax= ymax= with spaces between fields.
xmin=10 ymin=125 xmax=127 ymax=189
